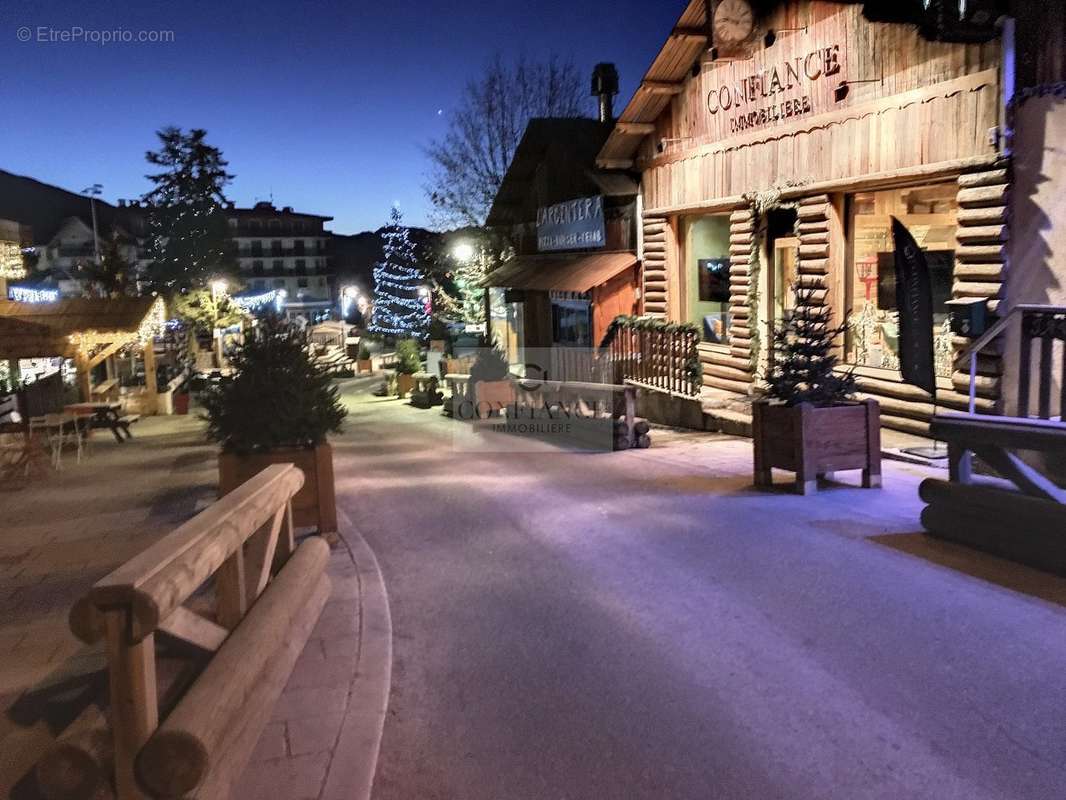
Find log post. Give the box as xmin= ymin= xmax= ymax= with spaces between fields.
xmin=104 ymin=610 xmax=157 ymax=800
xmin=142 ymin=341 xmax=158 ymax=415
xmin=215 ymin=551 xmax=247 ymax=630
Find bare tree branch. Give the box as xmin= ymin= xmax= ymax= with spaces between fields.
xmin=424 ymin=54 xmax=588 ymax=228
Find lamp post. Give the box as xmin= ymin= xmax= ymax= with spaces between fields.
xmin=83 ymin=183 xmax=103 ymax=266
xmin=341 ymin=286 xmax=361 ymax=355
xmin=209 ymin=279 xmax=228 ymax=367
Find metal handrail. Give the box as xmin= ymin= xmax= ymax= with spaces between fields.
xmin=953 ymin=303 xmax=1066 ymax=414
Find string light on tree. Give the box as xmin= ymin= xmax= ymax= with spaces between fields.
xmin=369 ymin=207 xmax=430 ymax=339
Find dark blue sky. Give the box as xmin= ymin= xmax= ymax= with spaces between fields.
xmin=1 ymin=0 xmax=681 ymax=233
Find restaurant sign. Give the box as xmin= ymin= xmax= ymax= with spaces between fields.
xmin=706 ymin=44 xmax=843 ymax=135
xmin=537 ymin=195 xmax=605 ymax=252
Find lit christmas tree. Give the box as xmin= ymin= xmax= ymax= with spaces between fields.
xmin=142 ymin=127 xmax=235 ymax=293
xmin=369 ymin=207 xmax=430 ymax=339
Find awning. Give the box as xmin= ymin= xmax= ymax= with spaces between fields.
xmin=483 ymin=252 xmax=637 ymax=293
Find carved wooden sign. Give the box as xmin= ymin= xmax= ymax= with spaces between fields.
xmin=702 ymin=16 xmax=849 ymax=138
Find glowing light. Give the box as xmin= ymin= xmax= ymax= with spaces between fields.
xmin=8 ymin=286 xmax=59 ymax=303
xmin=234 ymin=290 xmax=282 ymax=311
xmin=210 ymin=279 xmax=228 ymax=297
xmin=452 ymin=242 xmax=475 ymax=263
xmin=0 ymin=240 xmax=26 ymax=280
xmin=341 ymin=285 xmax=361 ymax=317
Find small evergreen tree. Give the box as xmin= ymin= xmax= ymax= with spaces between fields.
xmin=142 ymin=127 xmax=235 ymax=292
xmin=369 ymin=207 xmax=430 ymax=339
xmin=763 ymin=289 xmax=855 ymax=407
xmin=202 ymin=316 xmax=347 ymax=453
xmin=453 ymin=245 xmax=491 ymax=325
xmin=82 ymin=230 xmax=134 ymax=297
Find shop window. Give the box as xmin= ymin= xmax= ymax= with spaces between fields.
xmin=551 ymin=300 xmax=591 ymax=346
xmin=846 ymin=184 xmax=957 ymax=372
xmin=681 ymin=215 xmax=731 ymax=344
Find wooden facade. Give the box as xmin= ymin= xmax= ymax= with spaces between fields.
xmin=603 ymin=0 xmax=1008 ymax=434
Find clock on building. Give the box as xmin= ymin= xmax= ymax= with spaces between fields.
xmin=713 ymin=0 xmax=755 ymax=45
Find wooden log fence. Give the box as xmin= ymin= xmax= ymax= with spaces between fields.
xmin=41 ymin=463 xmax=330 ymax=800
xmin=598 ymin=322 xmax=701 ymax=398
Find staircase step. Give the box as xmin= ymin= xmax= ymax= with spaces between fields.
xmin=702 ymin=407 xmax=753 ymax=437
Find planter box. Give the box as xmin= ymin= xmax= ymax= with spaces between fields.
xmin=752 ymin=399 xmax=881 ymax=494
xmin=219 ymin=442 xmax=337 ymax=534
xmin=395 ymin=372 xmax=416 ymax=398
xmin=474 ymin=379 xmax=515 ymax=419
xmin=357 ymin=359 xmax=373 ymax=373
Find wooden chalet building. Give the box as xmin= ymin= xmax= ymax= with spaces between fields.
xmin=596 ymin=0 xmax=1065 ymax=435
xmin=485 ymin=113 xmax=641 ymax=377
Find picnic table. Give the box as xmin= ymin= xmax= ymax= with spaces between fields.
xmin=63 ymin=402 xmax=139 ymax=442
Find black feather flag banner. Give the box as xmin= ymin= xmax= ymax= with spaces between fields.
xmin=891 ymin=215 xmax=936 ymax=396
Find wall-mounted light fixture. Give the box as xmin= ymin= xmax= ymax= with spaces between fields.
xmin=833 ymin=53 xmax=884 ymax=102
xmin=763 ymin=26 xmax=806 ymax=48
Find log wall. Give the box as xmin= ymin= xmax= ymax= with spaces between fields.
xmin=638 ymin=2 xmax=1001 ymax=213
xmin=641 ymin=215 xmax=669 ymax=318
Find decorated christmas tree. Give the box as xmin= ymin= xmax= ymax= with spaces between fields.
xmin=141 ymin=127 xmax=235 ymax=292
xmin=369 ymin=207 xmax=430 ymax=339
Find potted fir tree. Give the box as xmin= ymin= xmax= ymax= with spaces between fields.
xmin=357 ymin=342 xmax=374 ymax=373
xmin=394 ymin=339 xmax=421 ymax=397
xmin=470 ymin=344 xmax=513 ymax=419
xmin=204 ymin=317 xmax=347 ymax=534
xmin=753 ymin=296 xmax=881 ymax=495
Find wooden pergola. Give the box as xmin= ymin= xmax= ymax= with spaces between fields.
xmin=0 ymin=296 xmax=166 ymax=406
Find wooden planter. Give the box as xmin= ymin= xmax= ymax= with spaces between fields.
xmin=357 ymin=359 xmax=373 ymax=373
xmin=752 ymin=399 xmax=881 ymax=494
xmin=219 ymin=442 xmax=337 ymax=533
xmin=474 ymin=379 xmax=515 ymax=419
xmin=395 ymin=372 xmax=417 ymax=397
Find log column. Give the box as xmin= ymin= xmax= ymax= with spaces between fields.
xmin=726 ymin=207 xmax=756 ymax=367
xmin=641 ymin=215 xmax=668 ymax=318
xmin=950 ymin=159 xmax=1009 ymax=413
xmin=795 ymin=194 xmax=833 ymax=323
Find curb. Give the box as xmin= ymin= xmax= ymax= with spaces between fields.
xmin=321 ymin=508 xmax=392 ymax=800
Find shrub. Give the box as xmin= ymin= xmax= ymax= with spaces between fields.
xmin=470 ymin=342 xmax=510 ymax=383
xmin=395 ymin=339 xmax=422 ymax=375
xmin=357 ymin=342 xmax=372 ymax=360
xmin=202 ymin=316 xmax=347 ymax=453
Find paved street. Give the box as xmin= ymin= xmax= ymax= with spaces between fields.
xmin=338 ymin=388 xmax=1066 ymax=800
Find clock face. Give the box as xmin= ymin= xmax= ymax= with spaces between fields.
xmin=713 ymin=0 xmax=755 ymax=45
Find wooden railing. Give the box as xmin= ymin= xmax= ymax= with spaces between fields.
xmin=42 ymin=464 xmax=330 ymax=800
xmin=598 ymin=322 xmax=701 ymax=398
xmin=955 ymin=304 xmax=1066 ymax=417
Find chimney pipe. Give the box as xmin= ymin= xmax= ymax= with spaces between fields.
xmin=591 ymin=63 xmax=619 ymax=123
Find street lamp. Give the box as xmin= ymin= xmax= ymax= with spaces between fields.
xmin=82 ymin=184 xmax=103 ymax=266
xmin=210 ymin=279 xmax=228 ymax=302
xmin=452 ymin=242 xmax=475 ymax=263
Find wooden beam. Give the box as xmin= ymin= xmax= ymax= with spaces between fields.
xmin=596 ymin=158 xmax=634 ymax=170
xmin=159 ymin=607 xmax=229 ymax=652
xmin=640 ymin=80 xmax=684 ymax=95
xmin=87 ymin=339 xmax=125 ymax=371
xmin=615 ymin=122 xmax=656 ymax=136
xmin=671 ymin=25 xmax=709 ymax=38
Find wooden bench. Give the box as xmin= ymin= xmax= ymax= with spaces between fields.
xmin=40 ymin=464 xmax=330 ymax=799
